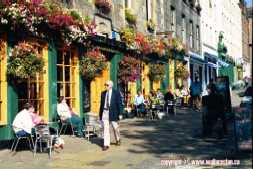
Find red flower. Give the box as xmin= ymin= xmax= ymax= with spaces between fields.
xmin=48 ymin=13 xmax=75 ymax=29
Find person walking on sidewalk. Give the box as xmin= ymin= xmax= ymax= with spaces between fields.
xmin=202 ymin=83 xmax=227 ymax=137
xmin=190 ymin=77 xmax=202 ymax=110
xmin=99 ymin=80 xmax=123 ymax=151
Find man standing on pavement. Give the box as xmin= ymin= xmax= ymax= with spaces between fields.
xmin=99 ymin=80 xmax=123 ymax=151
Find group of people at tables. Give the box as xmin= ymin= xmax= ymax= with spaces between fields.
xmin=12 ymin=96 xmax=84 ymax=149
xmin=126 ymin=86 xmax=190 ymax=117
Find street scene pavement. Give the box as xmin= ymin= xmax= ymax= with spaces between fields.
xmin=0 ymin=91 xmax=251 ymax=169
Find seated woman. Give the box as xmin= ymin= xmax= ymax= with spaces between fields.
xmin=57 ymin=96 xmax=84 ymax=137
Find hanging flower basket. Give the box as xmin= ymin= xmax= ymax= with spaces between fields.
xmin=125 ymin=8 xmax=137 ymax=25
xmin=148 ymin=63 xmax=166 ymax=81
xmin=175 ymin=64 xmax=189 ymax=80
xmin=119 ymin=27 xmax=136 ymax=48
xmin=135 ymin=32 xmax=152 ymax=54
xmin=80 ymin=48 xmax=107 ymax=81
xmin=94 ymin=0 xmax=112 ymax=14
xmin=7 ymin=42 xmax=45 ymax=79
xmin=118 ymin=55 xmax=141 ymax=85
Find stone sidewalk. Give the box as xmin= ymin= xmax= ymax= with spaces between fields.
xmin=0 ymin=105 xmax=251 ymax=169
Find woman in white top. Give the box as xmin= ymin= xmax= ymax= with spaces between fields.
xmin=57 ymin=96 xmax=84 ymax=137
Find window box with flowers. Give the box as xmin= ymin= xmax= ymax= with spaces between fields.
xmin=80 ymin=48 xmax=107 ymax=81
xmin=7 ymin=42 xmax=45 ymax=80
xmin=146 ymin=19 xmax=155 ymax=32
xmin=125 ymin=8 xmax=137 ymax=25
xmin=94 ymin=0 xmax=112 ymax=14
xmin=148 ymin=63 xmax=166 ymax=82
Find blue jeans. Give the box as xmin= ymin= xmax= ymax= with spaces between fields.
xmin=16 ymin=130 xmax=30 ymax=137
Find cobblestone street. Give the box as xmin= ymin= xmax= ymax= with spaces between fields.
xmin=0 ymin=91 xmax=252 ymax=169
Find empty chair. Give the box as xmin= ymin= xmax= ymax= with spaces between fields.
xmin=33 ymin=124 xmax=54 ymax=158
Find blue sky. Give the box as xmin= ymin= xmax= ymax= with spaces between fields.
xmin=245 ymin=0 xmax=252 ymax=7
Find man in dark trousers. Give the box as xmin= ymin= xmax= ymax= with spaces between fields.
xmin=164 ymin=86 xmax=175 ymax=115
xmin=202 ymin=83 xmax=227 ymax=137
xmin=99 ymin=80 xmax=123 ymax=151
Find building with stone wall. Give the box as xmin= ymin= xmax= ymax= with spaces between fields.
xmin=155 ymin=0 xmax=202 ymax=90
xmin=200 ymin=0 xmax=243 ymax=86
xmin=239 ymin=0 xmax=251 ymax=79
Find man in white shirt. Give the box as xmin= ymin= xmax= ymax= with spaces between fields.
xmin=12 ymin=103 xmax=35 ymax=137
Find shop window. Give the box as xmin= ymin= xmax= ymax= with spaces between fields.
xmin=57 ymin=49 xmax=77 ymax=109
xmin=0 ymin=36 xmax=7 ymax=125
xmin=17 ymin=43 xmax=45 ymax=117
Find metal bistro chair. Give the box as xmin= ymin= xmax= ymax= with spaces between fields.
xmin=10 ymin=125 xmax=34 ymax=153
xmin=58 ymin=116 xmax=75 ymax=136
xmin=83 ymin=113 xmax=98 ymax=141
xmin=33 ymin=124 xmax=54 ymax=158
xmin=166 ymin=100 xmax=176 ymax=115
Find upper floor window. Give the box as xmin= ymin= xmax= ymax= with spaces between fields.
xmin=196 ymin=25 xmax=200 ymax=51
xmin=125 ymin=0 xmax=132 ymax=8
xmin=147 ymin=0 xmax=152 ymax=20
xmin=170 ymin=6 xmax=176 ymax=37
xmin=189 ymin=20 xmax=194 ymax=49
xmin=182 ymin=15 xmax=186 ymax=44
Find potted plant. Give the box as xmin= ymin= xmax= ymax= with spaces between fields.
xmin=94 ymin=0 xmax=112 ymax=14
xmin=80 ymin=48 xmax=107 ymax=80
xmin=125 ymin=8 xmax=137 ymax=25
xmin=146 ymin=19 xmax=155 ymax=32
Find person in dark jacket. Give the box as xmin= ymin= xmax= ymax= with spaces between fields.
xmin=164 ymin=86 xmax=175 ymax=115
xmin=190 ymin=77 xmax=203 ymax=110
xmin=99 ymin=80 xmax=123 ymax=151
xmin=202 ymin=83 xmax=227 ymax=137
